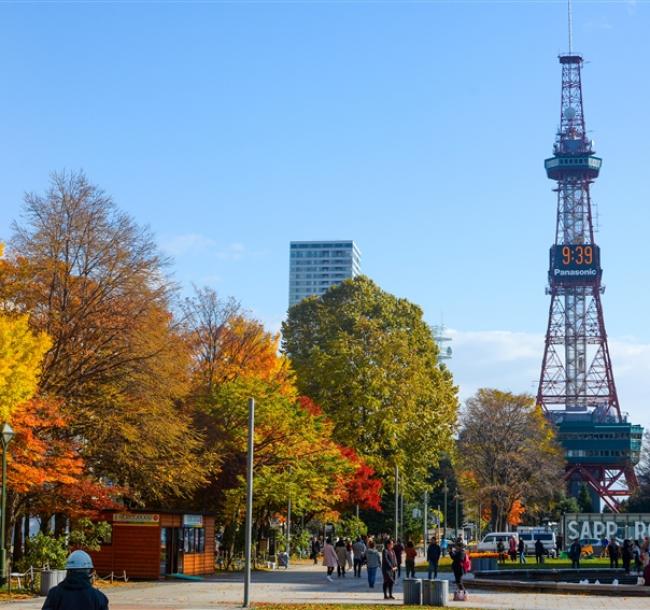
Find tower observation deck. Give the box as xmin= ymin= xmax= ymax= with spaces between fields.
xmin=536 ymin=52 xmax=643 ymax=511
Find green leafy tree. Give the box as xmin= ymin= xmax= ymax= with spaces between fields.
xmin=282 ymin=276 xmax=458 ymax=495
xmin=68 ymin=518 xmax=112 ymax=552
xmin=22 ymin=533 xmax=68 ymax=570
xmin=628 ymin=431 xmax=650 ymax=512
xmin=577 ymin=484 xmax=594 ymax=513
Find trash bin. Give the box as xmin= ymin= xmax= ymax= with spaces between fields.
xmin=425 ymin=579 xmax=448 ymax=607
xmin=403 ymin=578 xmax=422 ymax=605
xmin=40 ymin=570 xmax=58 ymax=596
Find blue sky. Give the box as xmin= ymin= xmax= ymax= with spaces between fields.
xmin=0 ymin=0 xmax=649 ymax=428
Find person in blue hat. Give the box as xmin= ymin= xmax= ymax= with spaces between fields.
xmin=42 ymin=550 xmax=109 ymax=610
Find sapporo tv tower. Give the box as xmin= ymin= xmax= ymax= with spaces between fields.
xmin=537 ymin=3 xmax=643 ymax=511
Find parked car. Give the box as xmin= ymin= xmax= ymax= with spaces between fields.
xmin=477 ymin=532 xmax=518 ymax=553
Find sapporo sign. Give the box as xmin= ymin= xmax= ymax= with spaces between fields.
xmin=563 ymin=512 xmax=650 ymax=541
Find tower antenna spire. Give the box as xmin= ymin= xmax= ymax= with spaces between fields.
xmin=568 ymin=0 xmax=573 ymax=53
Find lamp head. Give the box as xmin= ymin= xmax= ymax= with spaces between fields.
xmin=1 ymin=423 xmax=14 ymax=448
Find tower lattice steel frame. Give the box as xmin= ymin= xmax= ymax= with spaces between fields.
xmin=537 ymin=53 xmax=639 ymax=511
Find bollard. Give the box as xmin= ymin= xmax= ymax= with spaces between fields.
xmin=422 ymin=580 xmax=435 ymax=605
xmin=430 ymin=579 xmax=448 ymax=607
xmin=402 ymin=578 xmax=422 ymax=605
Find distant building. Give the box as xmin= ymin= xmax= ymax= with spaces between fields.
xmin=289 ymin=240 xmax=361 ymax=307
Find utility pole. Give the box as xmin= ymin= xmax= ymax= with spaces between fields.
xmin=442 ymin=479 xmax=448 ymax=541
xmin=423 ymin=491 xmax=428 ymax=549
xmin=286 ymin=497 xmax=291 ymax=567
xmin=394 ymin=464 xmax=399 ymax=541
xmin=243 ymin=398 xmax=254 ymax=608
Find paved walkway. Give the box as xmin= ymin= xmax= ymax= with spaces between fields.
xmin=0 ymin=564 xmax=647 ymax=609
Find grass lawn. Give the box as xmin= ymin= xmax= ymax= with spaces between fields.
xmin=493 ymin=557 xmax=611 ymax=570
xmin=416 ymin=556 xmax=612 ymax=571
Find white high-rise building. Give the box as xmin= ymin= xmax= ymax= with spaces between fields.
xmin=289 ymin=240 xmax=361 ymax=307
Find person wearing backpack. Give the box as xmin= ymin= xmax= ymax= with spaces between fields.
xmin=449 ymin=539 xmax=467 ymax=597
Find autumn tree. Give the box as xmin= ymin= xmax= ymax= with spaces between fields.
xmin=182 ymin=286 xmax=291 ymax=393
xmin=457 ymin=389 xmax=564 ymax=531
xmin=282 ymin=276 xmax=458 ymax=495
xmin=2 ymin=171 xmax=206 ymax=504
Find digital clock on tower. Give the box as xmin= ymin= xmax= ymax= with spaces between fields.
xmin=549 ymin=244 xmax=601 ymax=283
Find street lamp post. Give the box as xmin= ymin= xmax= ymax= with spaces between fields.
xmin=454 ymin=494 xmax=460 ymax=541
xmin=442 ymin=479 xmax=448 ymax=541
xmin=0 ymin=423 xmax=15 ymax=587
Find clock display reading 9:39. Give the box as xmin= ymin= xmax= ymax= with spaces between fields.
xmin=550 ymin=244 xmax=601 ymax=272
xmin=562 ymin=245 xmax=593 ymax=266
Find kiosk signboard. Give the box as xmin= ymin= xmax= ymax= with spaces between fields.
xmin=113 ymin=513 xmax=160 ymax=526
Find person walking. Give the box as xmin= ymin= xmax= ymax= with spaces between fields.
xmin=496 ymin=539 xmax=506 ymax=565
xmin=42 ymin=550 xmax=109 ymax=610
xmin=345 ymin=539 xmax=354 ymax=571
xmin=634 ymin=540 xmax=643 ymax=574
xmin=310 ymin=536 xmax=321 ymax=565
xmin=622 ymin=539 xmax=632 ymax=574
xmin=607 ymin=538 xmax=620 ymax=569
xmin=365 ymin=539 xmax=381 ymax=588
xmin=449 ymin=539 xmax=467 ymax=595
xmin=393 ymin=539 xmax=404 ymax=578
xmin=335 ymin=537 xmax=347 ymax=577
xmin=352 ymin=536 xmax=366 ymax=577
xmin=322 ymin=537 xmax=338 ymax=582
xmin=534 ymin=538 xmax=545 ymax=565
xmin=427 ymin=536 xmax=442 ymax=579
xmin=569 ymin=538 xmax=582 ymax=569
xmin=404 ymin=540 xmax=417 ymax=578
xmin=508 ymin=536 xmax=517 ymax=562
xmin=381 ymin=539 xmax=398 ymax=600
xmin=517 ymin=537 xmax=526 ymax=564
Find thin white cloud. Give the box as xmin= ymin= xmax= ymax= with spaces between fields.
xmin=447 ymin=328 xmax=650 ymax=432
xmin=161 ymin=233 xmax=216 ymax=256
xmin=160 ymin=234 xmax=247 ymax=262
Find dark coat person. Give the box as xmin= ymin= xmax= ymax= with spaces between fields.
xmin=569 ymin=539 xmax=582 ymax=569
xmin=381 ymin=540 xmax=398 ymax=600
xmin=427 ymin=538 xmax=442 ymax=579
xmin=42 ymin=550 xmax=109 ymax=610
xmin=535 ymin=538 xmax=545 ymax=564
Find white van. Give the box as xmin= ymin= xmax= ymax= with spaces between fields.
xmin=477 ymin=532 xmax=518 ymax=553
xmin=516 ymin=528 xmax=557 ymax=556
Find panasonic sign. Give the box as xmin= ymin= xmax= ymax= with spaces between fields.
xmin=563 ymin=513 xmax=650 ymax=542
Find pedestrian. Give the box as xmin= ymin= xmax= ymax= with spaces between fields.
xmin=644 ymin=560 xmax=650 ymax=586
xmin=427 ymin=536 xmax=442 ymax=579
xmin=601 ymin=537 xmax=609 ymax=558
xmin=381 ymin=539 xmax=398 ymax=600
xmin=643 ymin=536 xmax=650 ymax=554
xmin=622 ymin=539 xmax=632 ymax=574
xmin=569 ymin=538 xmax=582 ymax=569
xmin=365 ymin=539 xmax=381 ymax=588
xmin=335 ymin=537 xmax=347 ymax=577
xmin=42 ymin=550 xmax=108 ymax=610
xmin=345 ymin=539 xmax=354 ymax=571
xmin=393 ymin=538 xmax=404 ymax=578
xmin=310 ymin=536 xmax=321 ymax=565
xmin=449 ymin=539 xmax=467 ymax=595
xmin=517 ymin=537 xmax=526 ymax=564
xmin=634 ymin=540 xmax=643 ymax=574
xmin=607 ymin=538 xmax=619 ymax=569
xmin=508 ymin=536 xmax=517 ymax=562
xmin=534 ymin=538 xmax=545 ymax=565
xmin=322 ymin=537 xmax=338 ymax=582
xmin=352 ymin=536 xmax=366 ymax=578
xmin=556 ymin=534 xmax=564 ymax=558
xmin=496 ymin=539 xmax=506 ymax=565
xmin=404 ymin=540 xmax=417 ymax=578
